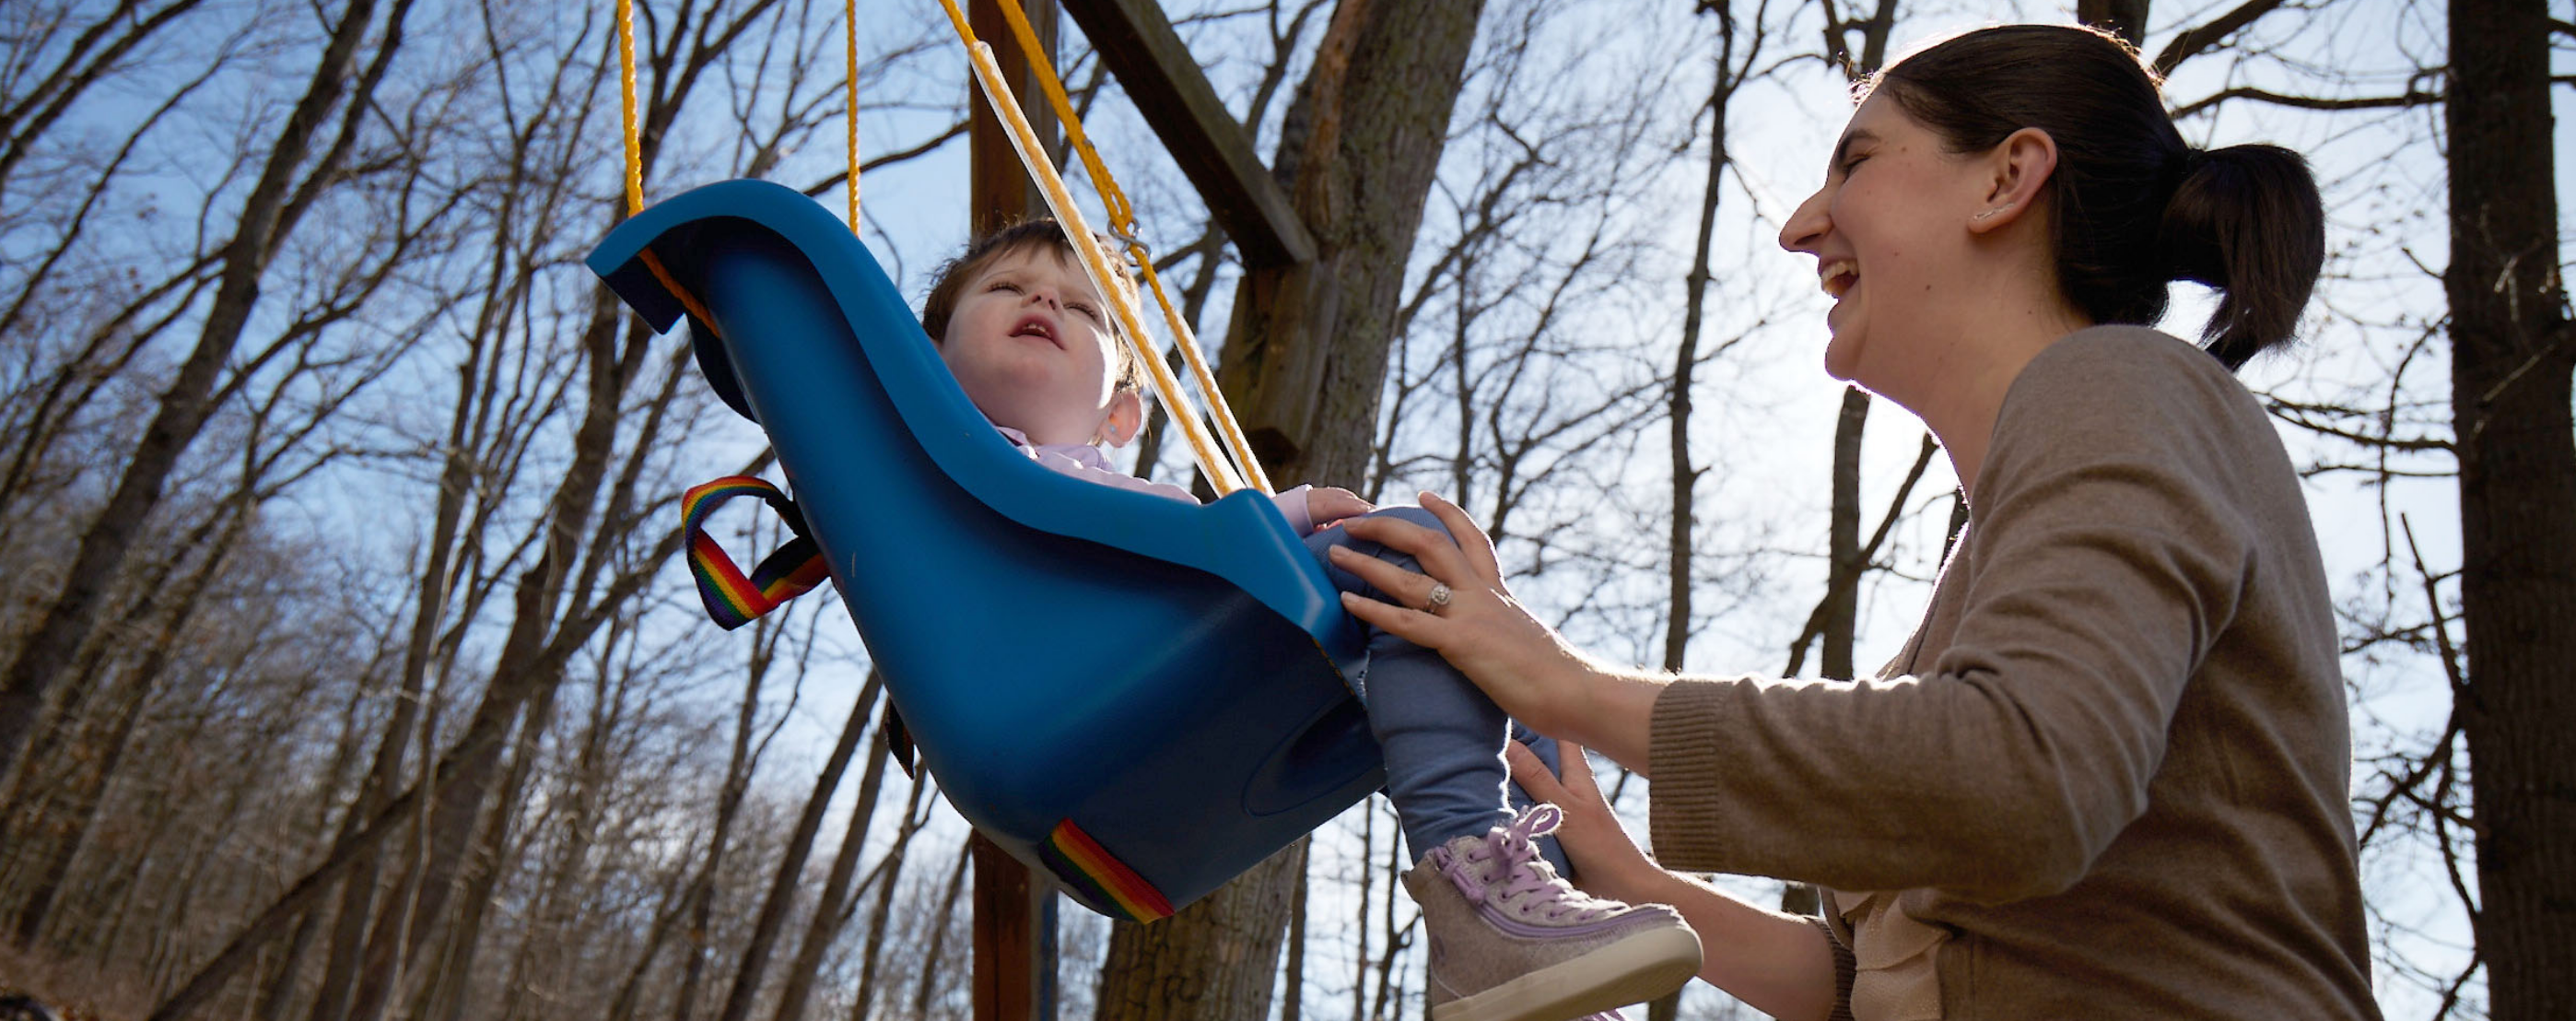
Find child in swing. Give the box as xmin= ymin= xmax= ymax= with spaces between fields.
xmin=918 ymin=220 xmax=1701 ymax=1021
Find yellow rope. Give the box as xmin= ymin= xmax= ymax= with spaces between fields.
xmin=936 ymin=0 xmax=1249 ymax=495
xmin=618 ymin=0 xmax=643 ymax=217
xmin=959 ymin=0 xmax=1272 ymax=494
xmin=845 ymin=0 xmax=861 ymax=232
xmin=617 ymin=0 xmax=721 ymax=336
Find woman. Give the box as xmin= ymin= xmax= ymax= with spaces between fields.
xmin=1327 ymin=24 xmax=2380 ymax=1021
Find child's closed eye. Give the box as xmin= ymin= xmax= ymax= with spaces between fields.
xmin=1066 ymin=300 xmax=1102 ymax=323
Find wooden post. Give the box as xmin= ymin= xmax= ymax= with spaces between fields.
xmin=971 ymin=833 xmax=1058 ymax=1021
xmin=970 ymin=0 xmax=1063 ymax=232
xmin=967 ymin=4 xmax=1060 ymax=1020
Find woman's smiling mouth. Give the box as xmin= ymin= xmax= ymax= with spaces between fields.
xmin=1820 ymin=259 xmax=1859 ymax=299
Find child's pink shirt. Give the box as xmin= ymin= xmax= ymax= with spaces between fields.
xmin=996 ymin=426 xmax=1315 ymax=535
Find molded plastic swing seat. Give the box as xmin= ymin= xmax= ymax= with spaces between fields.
xmin=588 ymin=179 xmax=1384 ymax=921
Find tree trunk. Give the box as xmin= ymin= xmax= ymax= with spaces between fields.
xmin=913 ymin=838 xmax=978 ymax=1019
xmin=769 ymin=687 xmax=895 ymax=1021
xmin=718 ymin=670 xmax=884 ymax=1021
xmin=1810 ymin=0 xmax=1899 ymax=682
xmin=1213 ymin=0 xmax=1491 ymax=487
xmin=1821 ymin=388 xmax=1868 ymax=679
xmin=606 ymin=869 xmax=696 ymax=1021
xmin=1094 ymin=839 xmax=1306 ymax=1021
xmin=255 ymin=910 xmax=325 ymax=1021
xmin=2444 ymin=0 xmax=2576 ymax=1016
xmin=671 ymin=627 xmax=784 ymax=1021
xmin=1663 ymin=0 xmax=1749 ymax=677
xmin=1350 ymin=807 xmax=1372 ymax=1021
xmin=423 ymin=672 xmax=570 ymax=1021
xmin=9 ymin=659 xmax=156 ymax=946
xmin=849 ymin=771 xmax=933 ymax=1021
xmin=1280 ymin=852 xmax=1306 ymax=1021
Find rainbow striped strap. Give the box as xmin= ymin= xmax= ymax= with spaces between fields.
xmin=682 ymin=475 xmax=832 ymax=630
xmin=1039 ymin=818 xmax=1175 ymax=923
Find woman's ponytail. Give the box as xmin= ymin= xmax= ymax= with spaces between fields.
xmin=1875 ymin=27 xmax=2330 ymax=373
xmin=2157 ymin=144 xmax=2325 ymax=370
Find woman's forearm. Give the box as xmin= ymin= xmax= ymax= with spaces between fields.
xmin=1615 ymin=866 xmax=1840 ymax=1021
xmin=1545 ymin=662 xmax=1666 ymax=775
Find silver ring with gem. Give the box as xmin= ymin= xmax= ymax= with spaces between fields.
xmin=1425 ymin=582 xmax=1453 ymax=612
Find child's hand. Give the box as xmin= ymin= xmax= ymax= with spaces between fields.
xmin=1305 ymin=487 xmax=1375 ymax=527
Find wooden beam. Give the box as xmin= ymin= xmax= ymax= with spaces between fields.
xmin=972 ymin=0 xmax=1065 ymax=233
xmin=1060 ymin=0 xmax=1316 ymax=268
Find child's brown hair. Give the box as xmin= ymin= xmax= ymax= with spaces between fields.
xmin=920 ymin=219 xmax=1147 ymax=393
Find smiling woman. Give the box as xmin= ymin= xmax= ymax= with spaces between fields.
xmin=1329 ymin=23 xmax=2378 ymax=1021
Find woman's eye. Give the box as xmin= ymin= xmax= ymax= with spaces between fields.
xmin=1840 ymin=154 xmax=1868 ymax=175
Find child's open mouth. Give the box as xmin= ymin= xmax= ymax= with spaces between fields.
xmin=1010 ymin=314 xmax=1061 ymax=348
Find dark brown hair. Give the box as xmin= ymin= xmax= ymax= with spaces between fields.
xmin=920 ymin=218 xmax=1145 ymax=392
xmin=1867 ymin=25 xmax=2324 ymax=370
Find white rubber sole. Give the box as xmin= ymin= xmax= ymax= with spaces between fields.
xmin=1430 ymin=926 xmax=1704 ymax=1021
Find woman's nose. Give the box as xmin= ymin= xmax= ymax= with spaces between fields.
xmin=1779 ymin=186 xmax=1830 ymax=253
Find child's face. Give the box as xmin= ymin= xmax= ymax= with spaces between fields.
xmin=938 ymin=246 xmax=1142 ymax=447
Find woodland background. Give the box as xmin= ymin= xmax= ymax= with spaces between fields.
xmin=0 ymin=0 xmax=2566 ymax=1020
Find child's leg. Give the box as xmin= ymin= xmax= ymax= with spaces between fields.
xmin=1311 ymin=508 xmax=1566 ymax=873
xmin=1509 ymin=725 xmax=1575 ymax=876
xmin=1316 ymin=511 xmax=1701 ymax=1021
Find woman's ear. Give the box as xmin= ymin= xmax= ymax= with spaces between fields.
xmin=1968 ymin=126 xmax=2057 ymax=235
xmin=1097 ymin=390 xmax=1145 ymax=447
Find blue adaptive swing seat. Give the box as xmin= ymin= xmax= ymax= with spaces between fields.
xmin=588 ymin=179 xmax=1384 ymax=921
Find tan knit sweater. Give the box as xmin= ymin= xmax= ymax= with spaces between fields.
xmin=1649 ymin=327 xmax=2379 ymax=1019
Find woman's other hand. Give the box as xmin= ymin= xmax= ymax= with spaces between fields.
xmin=1507 ymin=740 xmax=1661 ymax=904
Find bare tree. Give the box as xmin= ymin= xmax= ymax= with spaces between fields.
xmin=2443 ymin=1 xmax=2574 ymax=1015
xmin=0 ymin=0 xmax=423 ymax=781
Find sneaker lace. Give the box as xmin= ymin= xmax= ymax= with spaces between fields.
xmin=1448 ymin=804 xmax=1620 ymax=923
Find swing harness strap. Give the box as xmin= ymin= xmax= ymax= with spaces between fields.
xmin=683 ymin=476 xmax=832 ymax=630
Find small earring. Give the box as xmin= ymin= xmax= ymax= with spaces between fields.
xmin=1973 ymin=206 xmax=2008 ymax=222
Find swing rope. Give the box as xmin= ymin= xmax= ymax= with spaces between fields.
xmin=932 ymin=0 xmax=1265 ymax=496
xmin=625 ymin=0 xmax=864 ymax=628
xmin=615 ymin=0 xmax=722 ymax=332
xmin=978 ymin=0 xmax=1272 ymax=495
xmin=844 ymin=0 xmax=861 ymax=230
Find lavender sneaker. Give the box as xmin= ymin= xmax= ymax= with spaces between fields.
xmin=1403 ymin=804 xmax=1702 ymax=1021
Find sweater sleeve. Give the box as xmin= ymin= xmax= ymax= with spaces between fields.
xmin=1648 ymin=332 xmax=2258 ymax=901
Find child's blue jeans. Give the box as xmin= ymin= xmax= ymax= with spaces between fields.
xmin=1307 ymin=506 xmax=1573 ymax=874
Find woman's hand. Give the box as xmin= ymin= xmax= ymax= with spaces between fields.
xmin=1326 ymin=493 xmax=1608 ymax=738
xmin=1507 ymin=740 xmax=1663 ymax=904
